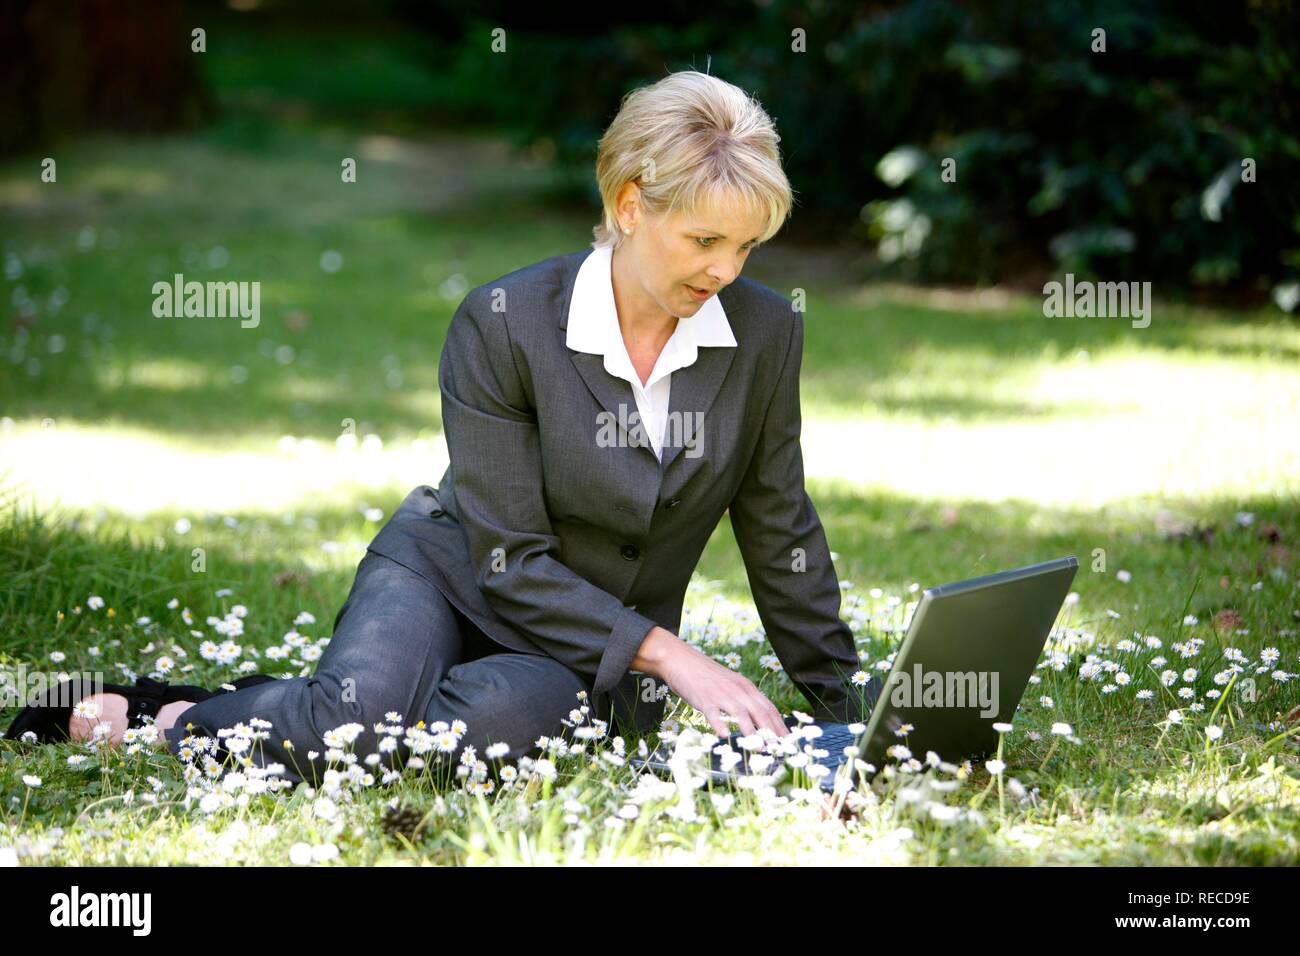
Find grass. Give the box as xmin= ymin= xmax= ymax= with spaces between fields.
xmin=1 ymin=102 xmax=1298 ymax=864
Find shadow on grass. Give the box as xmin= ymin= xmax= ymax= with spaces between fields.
xmin=2 ymin=479 xmax=1294 ymax=718
xmin=6 ymin=108 xmax=1297 ymax=444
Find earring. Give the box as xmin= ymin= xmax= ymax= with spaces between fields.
xmin=623 ymin=227 xmax=632 ymax=235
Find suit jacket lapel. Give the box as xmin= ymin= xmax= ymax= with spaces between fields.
xmin=568 ymin=351 xmax=660 ymax=464
xmin=658 ymin=345 xmax=735 ymax=474
xmin=557 ymin=249 xmax=739 ymax=477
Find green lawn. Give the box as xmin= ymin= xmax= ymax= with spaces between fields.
xmin=1 ymin=112 xmax=1298 ymax=865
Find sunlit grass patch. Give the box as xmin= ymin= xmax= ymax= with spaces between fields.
xmin=1 ymin=123 xmax=1298 ymax=864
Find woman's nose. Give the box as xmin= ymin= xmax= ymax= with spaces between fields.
xmin=708 ymin=262 xmax=738 ymax=286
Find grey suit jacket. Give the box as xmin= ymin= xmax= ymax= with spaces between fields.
xmin=366 ymin=247 xmax=864 ymax=731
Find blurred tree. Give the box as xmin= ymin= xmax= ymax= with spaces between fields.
xmin=0 ymin=0 xmax=213 ymax=157
xmin=393 ymin=0 xmax=1299 ymax=302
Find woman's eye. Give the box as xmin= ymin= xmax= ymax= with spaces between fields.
xmin=695 ymin=237 xmax=755 ymax=250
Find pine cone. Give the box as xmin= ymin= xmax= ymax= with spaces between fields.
xmin=380 ymin=802 xmax=426 ymax=843
xmin=1212 ymin=608 xmax=1246 ymax=632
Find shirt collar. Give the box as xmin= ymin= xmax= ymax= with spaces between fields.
xmin=566 ymin=245 xmax=737 ymax=386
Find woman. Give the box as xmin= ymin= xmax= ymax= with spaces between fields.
xmin=16 ymin=69 xmax=867 ymax=786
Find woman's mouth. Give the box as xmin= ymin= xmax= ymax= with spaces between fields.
xmin=685 ymin=284 xmax=712 ymax=301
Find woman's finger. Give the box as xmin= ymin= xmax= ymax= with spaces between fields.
xmin=743 ymin=686 xmax=788 ymax=738
xmin=734 ymin=707 xmax=758 ymax=738
xmin=704 ymin=708 xmax=730 ymax=739
xmin=766 ymin=702 xmax=790 ymax=737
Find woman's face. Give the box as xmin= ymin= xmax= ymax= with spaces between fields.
xmin=615 ymin=183 xmax=768 ymax=321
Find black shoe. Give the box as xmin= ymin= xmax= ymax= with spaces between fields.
xmin=3 ymin=673 xmax=279 ymax=744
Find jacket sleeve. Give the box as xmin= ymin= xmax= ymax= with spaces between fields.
xmin=438 ymin=289 xmax=660 ymax=704
xmin=726 ymin=309 xmax=868 ymax=723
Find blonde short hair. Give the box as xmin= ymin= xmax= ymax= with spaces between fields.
xmin=591 ymin=69 xmax=795 ymax=250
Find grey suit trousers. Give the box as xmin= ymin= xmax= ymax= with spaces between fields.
xmin=162 ymin=548 xmax=593 ymax=787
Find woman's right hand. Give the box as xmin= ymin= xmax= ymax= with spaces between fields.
xmin=636 ymin=626 xmax=790 ymax=740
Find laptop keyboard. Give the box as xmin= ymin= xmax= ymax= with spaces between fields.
xmin=805 ymin=725 xmax=858 ymax=753
xmin=729 ymin=723 xmax=861 ymax=767
xmin=636 ymin=722 xmax=866 ymax=793
xmin=734 ymin=723 xmax=858 ymax=750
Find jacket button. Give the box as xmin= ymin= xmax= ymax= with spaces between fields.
xmin=620 ymin=544 xmax=640 ymax=561
xmin=664 ymin=497 xmax=682 ymax=509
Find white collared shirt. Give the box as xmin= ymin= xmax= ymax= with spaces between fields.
xmin=566 ymin=244 xmax=737 ymax=460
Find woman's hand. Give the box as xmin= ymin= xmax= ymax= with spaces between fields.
xmin=636 ymin=626 xmax=790 ymax=740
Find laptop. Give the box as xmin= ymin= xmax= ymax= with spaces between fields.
xmin=629 ymin=556 xmax=1079 ymax=793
